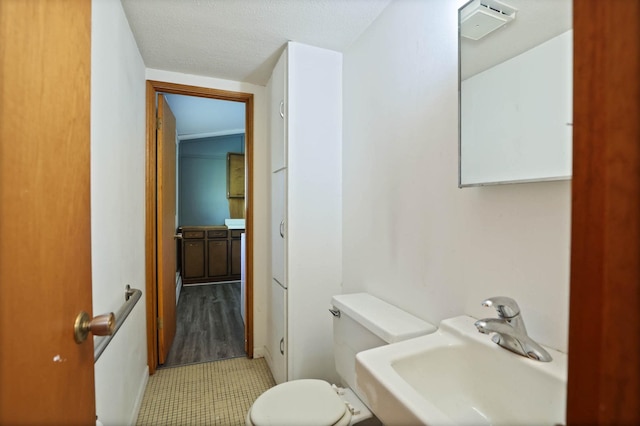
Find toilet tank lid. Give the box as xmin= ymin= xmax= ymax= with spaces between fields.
xmin=331 ymin=293 xmax=437 ymax=343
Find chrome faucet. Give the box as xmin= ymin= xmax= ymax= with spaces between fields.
xmin=474 ymin=296 xmax=552 ymax=362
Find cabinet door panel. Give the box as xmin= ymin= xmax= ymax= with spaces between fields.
xmin=270 ymin=51 xmax=286 ymax=172
xmin=270 ymin=279 xmax=287 ymax=384
xmin=208 ymin=240 xmax=228 ymax=277
xmin=183 ymin=240 xmax=205 ymax=279
xmin=272 ymin=170 xmax=286 ymax=287
xmin=227 ymin=153 xmax=245 ymax=198
xmin=231 ymin=238 xmax=242 ymax=275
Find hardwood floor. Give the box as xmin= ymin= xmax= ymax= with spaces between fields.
xmin=162 ymin=282 xmax=245 ymax=368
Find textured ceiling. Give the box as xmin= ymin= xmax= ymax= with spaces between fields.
xmin=124 ymin=0 xmax=571 ymax=136
xmin=121 ymin=0 xmax=392 ymax=86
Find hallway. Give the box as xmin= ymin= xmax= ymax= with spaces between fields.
xmin=162 ymin=283 xmax=246 ymax=368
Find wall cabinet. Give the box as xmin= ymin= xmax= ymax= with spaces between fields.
xmin=227 ymin=152 xmax=245 ymax=198
xmin=265 ymin=42 xmax=342 ymax=384
xmin=181 ymin=226 xmax=244 ymax=284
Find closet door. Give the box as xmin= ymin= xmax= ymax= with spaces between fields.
xmin=270 ymin=279 xmax=287 ymax=384
xmin=268 ymin=47 xmax=288 ymax=385
xmin=270 ymin=51 xmax=287 ymax=172
xmin=271 ymin=169 xmax=286 ymax=288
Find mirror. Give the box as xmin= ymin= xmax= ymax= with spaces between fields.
xmin=458 ymin=0 xmax=572 ymax=187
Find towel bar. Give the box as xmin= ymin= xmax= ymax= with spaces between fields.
xmin=94 ymin=285 xmax=142 ymax=363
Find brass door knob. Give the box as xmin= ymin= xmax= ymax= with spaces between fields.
xmin=74 ymin=311 xmax=115 ymax=343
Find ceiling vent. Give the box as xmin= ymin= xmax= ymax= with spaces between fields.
xmin=460 ymin=0 xmax=517 ymax=41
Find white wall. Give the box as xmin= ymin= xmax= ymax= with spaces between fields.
xmin=342 ymin=0 xmax=571 ymax=352
xmin=91 ymin=5 xmax=268 ymax=422
xmin=178 ymin=135 xmax=244 ymax=226
xmin=146 ymin=68 xmax=269 ymax=357
xmin=91 ymin=1 xmax=148 ymax=425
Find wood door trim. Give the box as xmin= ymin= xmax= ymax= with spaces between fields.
xmin=567 ymin=0 xmax=640 ymax=423
xmin=145 ymin=80 xmax=255 ymax=374
xmin=156 ymin=94 xmax=178 ymax=364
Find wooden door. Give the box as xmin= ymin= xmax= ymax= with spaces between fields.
xmin=157 ymin=94 xmax=178 ymax=364
xmin=0 ymin=0 xmax=95 ymax=424
xmin=567 ymin=0 xmax=640 ymax=423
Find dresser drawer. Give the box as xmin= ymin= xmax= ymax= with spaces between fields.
xmin=208 ymin=229 xmax=228 ymax=239
xmin=183 ymin=230 xmax=205 ymax=239
xmin=230 ymin=229 xmax=244 ymax=238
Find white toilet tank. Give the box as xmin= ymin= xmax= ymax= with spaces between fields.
xmin=330 ymin=293 xmax=437 ymax=395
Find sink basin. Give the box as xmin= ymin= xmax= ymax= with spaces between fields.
xmin=355 ymin=316 xmax=567 ymax=425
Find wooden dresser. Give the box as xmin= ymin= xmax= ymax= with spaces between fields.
xmin=181 ymin=226 xmax=244 ymax=284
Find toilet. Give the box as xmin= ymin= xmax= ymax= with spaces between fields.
xmin=246 ymin=293 xmax=437 ymax=426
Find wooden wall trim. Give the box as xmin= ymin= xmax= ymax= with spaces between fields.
xmin=145 ymin=80 xmax=255 ymax=374
xmin=245 ymin=95 xmax=255 ymax=358
xmin=567 ymin=0 xmax=640 ymax=423
xmin=145 ymin=81 xmax=159 ymax=375
xmin=146 ymin=80 xmax=254 ymax=102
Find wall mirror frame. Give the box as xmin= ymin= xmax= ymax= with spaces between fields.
xmin=458 ymin=0 xmax=573 ymax=187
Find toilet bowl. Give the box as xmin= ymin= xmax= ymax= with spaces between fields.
xmin=246 ymin=380 xmax=358 ymax=426
xmin=247 ymin=293 xmax=437 ymax=426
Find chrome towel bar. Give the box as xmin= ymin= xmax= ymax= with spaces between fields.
xmin=94 ymin=285 xmax=142 ymax=363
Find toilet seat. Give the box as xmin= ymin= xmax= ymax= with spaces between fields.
xmin=247 ymin=379 xmax=352 ymax=426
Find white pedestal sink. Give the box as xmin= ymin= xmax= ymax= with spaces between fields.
xmin=355 ymin=316 xmax=567 ymax=425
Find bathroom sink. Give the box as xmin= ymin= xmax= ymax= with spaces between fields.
xmin=355 ymin=316 xmax=567 ymax=425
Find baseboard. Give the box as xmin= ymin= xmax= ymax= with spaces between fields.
xmin=128 ymin=365 xmax=149 ymax=426
xmin=253 ymin=346 xmax=265 ymax=359
xmin=262 ymin=345 xmax=273 ymax=371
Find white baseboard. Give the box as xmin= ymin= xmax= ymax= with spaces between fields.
xmin=128 ymin=365 xmax=149 ymax=426
xmin=253 ymin=346 xmax=265 ymax=359
xmin=262 ymin=346 xmax=273 ymax=372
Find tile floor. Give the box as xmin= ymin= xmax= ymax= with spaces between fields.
xmin=136 ymin=357 xmax=275 ymax=425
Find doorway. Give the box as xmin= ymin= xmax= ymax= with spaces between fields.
xmin=164 ymin=93 xmax=247 ymax=368
xmin=145 ymin=80 xmax=255 ymax=375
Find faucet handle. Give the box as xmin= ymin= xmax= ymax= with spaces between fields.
xmin=481 ymin=296 xmax=520 ymax=319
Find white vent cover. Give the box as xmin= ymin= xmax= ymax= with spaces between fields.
xmin=460 ymin=0 xmax=517 ymax=41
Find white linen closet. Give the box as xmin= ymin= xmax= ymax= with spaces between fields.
xmin=265 ymin=42 xmax=342 ymax=384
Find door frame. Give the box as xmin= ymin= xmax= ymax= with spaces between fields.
xmin=145 ymin=80 xmax=254 ymax=374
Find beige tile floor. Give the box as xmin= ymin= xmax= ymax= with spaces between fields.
xmin=136 ymin=357 xmax=275 ymax=426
